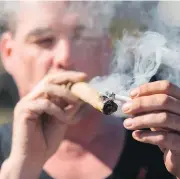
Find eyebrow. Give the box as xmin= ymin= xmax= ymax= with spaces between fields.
xmin=25 ymin=27 xmax=53 ymax=41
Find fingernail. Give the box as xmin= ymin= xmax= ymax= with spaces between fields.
xmin=124 ymin=118 xmax=133 ymax=128
xmin=133 ymin=130 xmax=143 ymax=139
xmin=122 ymin=102 xmax=132 ymax=112
xmin=130 ymin=88 xmax=139 ymax=97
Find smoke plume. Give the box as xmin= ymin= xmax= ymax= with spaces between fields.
xmin=91 ymin=2 xmax=180 ymax=98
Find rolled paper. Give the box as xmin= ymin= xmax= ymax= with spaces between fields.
xmin=70 ymin=82 xmax=118 ymax=115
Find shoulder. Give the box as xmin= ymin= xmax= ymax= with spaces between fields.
xmin=0 ymin=72 xmax=19 ymax=108
xmin=0 ymin=122 xmax=12 ymax=166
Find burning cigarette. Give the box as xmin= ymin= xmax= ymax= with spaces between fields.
xmin=114 ymin=94 xmax=131 ymax=102
xmin=69 ymin=82 xmax=118 ymax=115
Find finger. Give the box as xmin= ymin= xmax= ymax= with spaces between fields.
xmin=45 ymin=71 xmax=87 ymax=84
xmin=164 ymin=150 xmax=180 ymax=178
xmin=130 ymin=80 xmax=180 ymax=100
xmin=26 ymin=71 xmax=87 ymax=100
xmin=122 ymin=94 xmax=180 ymax=115
xmin=132 ymin=130 xmax=180 ymax=151
xmin=22 ymin=99 xmax=73 ymax=124
xmin=31 ymin=84 xmax=80 ymax=104
xmin=123 ymin=112 xmax=180 ymax=131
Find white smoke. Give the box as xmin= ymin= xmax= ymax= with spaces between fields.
xmin=89 ymin=1 xmax=180 ymax=117
xmin=66 ymin=1 xmax=121 ymax=37
xmin=91 ymin=31 xmax=166 ymax=95
xmin=91 ymin=2 xmax=180 ymax=95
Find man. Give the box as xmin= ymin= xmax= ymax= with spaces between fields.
xmin=0 ymin=1 xmax=179 ymax=179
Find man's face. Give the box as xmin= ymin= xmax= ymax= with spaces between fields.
xmin=1 ymin=1 xmax=111 ymax=96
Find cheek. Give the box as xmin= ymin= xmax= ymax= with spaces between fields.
xmin=72 ymin=44 xmax=109 ymax=80
xmin=13 ymin=45 xmax=53 ymax=86
xmin=34 ymin=51 xmax=53 ymax=79
xmin=75 ymin=53 xmax=101 ymax=79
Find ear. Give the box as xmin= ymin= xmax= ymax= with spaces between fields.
xmin=0 ymin=32 xmax=14 ymax=74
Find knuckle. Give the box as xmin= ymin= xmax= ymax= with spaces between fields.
xmin=40 ymin=83 xmax=49 ymax=94
xmin=42 ymin=99 xmax=51 ymax=109
xmin=14 ymin=100 xmax=27 ymax=114
xmin=160 ymin=94 xmax=169 ymax=107
xmin=139 ymin=83 xmax=149 ymax=94
xmin=44 ymin=74 xmax=60 ymax=85
xmin=158 ymin=112 xmax=168 ymax=124
xmin=161 ymin=80 xmax=172 ymax=93
xmin=41 ymin=81 xmax=49 ymax=89
xmin=21 ymin=111 xmax=35 ymax=120
xmin=31 ymin=82 xmax=48 ymax=98
xmin=134 ymin=98 xmax=142 ymax=110
xmin=44 ymin=74 xmax=53 ymax=84
xmin=157 ymin=132 xmax=167 ymax=145
xmin=135 ymin=116 xmax=146 ymax=127
xmin=14 ymin=101 xmax=37 ymax=120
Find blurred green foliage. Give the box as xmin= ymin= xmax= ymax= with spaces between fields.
xmin=109 ymin=19 xmax=147 ymax=42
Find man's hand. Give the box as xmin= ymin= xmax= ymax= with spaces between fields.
xmin=4 ymin=71 xmax=86 ymax=178
xmin=123 ymin=80 xmax=180 ymax=178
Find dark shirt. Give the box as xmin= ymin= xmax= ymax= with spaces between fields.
xmin=0 ymin=122 xmax=175 ymax=179
xmin=0 ymin=73 xmax=19 ymax=108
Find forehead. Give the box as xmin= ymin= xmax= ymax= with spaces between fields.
xmin=17 ymin=2 xmax=77 ymax=32
xmin=16 ymin=1 xmax=111 ymax=37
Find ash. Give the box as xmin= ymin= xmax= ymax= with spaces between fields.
xmin=100 ymin=91 xmax=116 ymax=103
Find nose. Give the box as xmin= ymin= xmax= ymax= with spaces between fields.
xmin=53 ymin=38 xmax=73 ymax=70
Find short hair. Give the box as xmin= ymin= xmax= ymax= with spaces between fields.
xmin=0 ymin=1 xmax=117 ymax=37
xmin=0 ymin=1 xmax=20 ymax=35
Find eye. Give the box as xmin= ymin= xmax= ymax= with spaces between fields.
xmin=35 ymin=37 xmax=55 ymax=48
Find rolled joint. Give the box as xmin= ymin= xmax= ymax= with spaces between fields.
xmin=68 ymin=82 xmax=118 ymax=115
